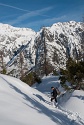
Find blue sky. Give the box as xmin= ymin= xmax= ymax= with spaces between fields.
xmin=0 ymin=0 xmax=84 ymax=31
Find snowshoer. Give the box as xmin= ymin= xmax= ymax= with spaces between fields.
xmin=51 ymin=86 xmax=58 ymax=107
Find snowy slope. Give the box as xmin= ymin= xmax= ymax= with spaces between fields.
xmin=32 ymin=75 xmax=64 ymax=95
xmin=60 ymin=90 xmax=84 ymax=119
xmin=0 ymin=74 xmax=84 ymax=125
xmin=32 ymin=74 xmax=84 ymax=124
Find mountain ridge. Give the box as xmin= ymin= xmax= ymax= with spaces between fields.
xmin=0 ymin=21 xmax=84 ymax=77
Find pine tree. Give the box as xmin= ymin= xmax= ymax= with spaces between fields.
xmin=59 ymin=58 xmax=84 ymax=89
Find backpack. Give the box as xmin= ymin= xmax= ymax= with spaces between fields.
xmin=56 ymin=88 xmax=60 ymax=95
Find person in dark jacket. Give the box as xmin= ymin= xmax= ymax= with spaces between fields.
xmin=51 ymin=86 xmax=57 ymax=103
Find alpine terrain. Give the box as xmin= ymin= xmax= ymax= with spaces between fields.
xmin=0 ymin=21 xmax=84 ymax=78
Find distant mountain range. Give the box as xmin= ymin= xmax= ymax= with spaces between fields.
xmin=0 ymin=21 xmax=84 ymax=77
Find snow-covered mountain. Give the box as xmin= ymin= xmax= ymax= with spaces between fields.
xmin=0 ymin=23 xmax=36 ymax=77
xmin=0 ymin=21 xmax=84 ymax=77
xmin=35 ymin=21 xmax=84 ymax=71
xmin=0 ymin=73 xmax=84 ymax=125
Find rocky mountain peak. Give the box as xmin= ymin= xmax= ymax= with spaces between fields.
xmin=0 ymin=21 xmax=84 ymax=77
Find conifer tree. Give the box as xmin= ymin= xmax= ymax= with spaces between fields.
xmin=59 ymin=58 xmax=84 ymax=89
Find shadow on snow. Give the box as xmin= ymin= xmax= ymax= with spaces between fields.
xmin=1 ymin=76 xmax=83 ymax=125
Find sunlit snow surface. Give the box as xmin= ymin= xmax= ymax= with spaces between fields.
xmin=0 ymin=74 xmax=84 ymax=125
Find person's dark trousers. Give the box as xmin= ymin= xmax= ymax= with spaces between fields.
xmin=51 ymin=97 xmax=57 ymax=103
xmin=54 ymin=97 xmax=57 ymax=103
